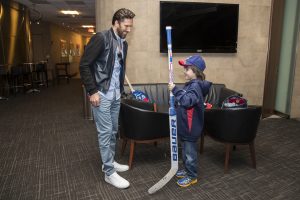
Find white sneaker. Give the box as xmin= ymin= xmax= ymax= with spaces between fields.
xmin=113 ymin=161 xmax=129 ymax=172
xmin=102 ymin=161 xmax=129 ymax=172
xmin=105 ymin=172 xmax=130 ymax=189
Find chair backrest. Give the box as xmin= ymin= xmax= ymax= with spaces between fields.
xmin=205 ymin=83 xmax=225 ymax=106
xmin=124 ymin=83 xmax=163 ymax=104
xmin=154 ymin=83 xmax=169 ymax=105
xmin=124 ymin=83 xmax=185 ymax=105
xmin=120 ymin=102 xmax=169 ymax=140
xmin=123 ymin=83 xmax=244 ymax=108
xmin=204 ymin=106 xmax=262 ymax=143
xmin=121 ymin=98 xmax=155 ymax=111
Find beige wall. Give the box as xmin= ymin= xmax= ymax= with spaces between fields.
xmin=50 ymin=24 xmax=88 ymax=78
xmin=31 ymin=22 xmax=90 ymax=80
xmin=96 ymin=0 xmax=272 ymax=106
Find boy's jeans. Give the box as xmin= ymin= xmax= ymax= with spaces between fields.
xmin=92 ymin=96 xmax=120 ymax=176
xmin=181 ymin=140 xmax=198 ymax=179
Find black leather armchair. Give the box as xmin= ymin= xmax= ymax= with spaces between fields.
xmin=120 ymin=101 xmax=169 ymax=169
xmin=200 ymin=106 xmax=262 ymax=173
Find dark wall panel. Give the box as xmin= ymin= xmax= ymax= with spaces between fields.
xmin=0 ymin=1 xmax=32 ymax=66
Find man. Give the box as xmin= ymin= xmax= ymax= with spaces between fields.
xmin=79 ymin=8 xmax=135 ymax=189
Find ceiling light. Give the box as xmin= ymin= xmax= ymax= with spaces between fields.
xmin=81 ymin=25 xmax=95 ymax=28
xmin=87 ymin=28 xmax=95 ymax=33
xmin=61 ymin=10 xmax=79 ymax=15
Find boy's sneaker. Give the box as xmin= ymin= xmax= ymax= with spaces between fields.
xmin=176 ymin=169 xmax=187 ymax=178
xmin=177 ymin=176 xmax=197 ymax=187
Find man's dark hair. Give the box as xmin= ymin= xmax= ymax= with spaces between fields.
xmin=112 ymin=8 xmax=135 ymax=25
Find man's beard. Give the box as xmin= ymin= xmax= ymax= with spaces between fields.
xmin=117 ymin=28 xmax=127 ymax=39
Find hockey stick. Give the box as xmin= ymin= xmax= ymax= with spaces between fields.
xmin=125 ymin=74 xmax=149 ymax=102
xmin=148 ymin=26 xmax=178 ymax=194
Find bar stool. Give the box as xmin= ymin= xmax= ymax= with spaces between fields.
xmin=10 ymin=65 xmax=26 ymax=94
xmin=0 ymin=64 xmax=9 ymax=100
xmin=23 ymin=63 xmax=40 ymax=93
xmin=10 ymin=63 xmax=37 ymax=94
xmin=55 ymin=62 xmax=70 ymax=84
xmin=32 ymin=62 xmax=48 ymax=87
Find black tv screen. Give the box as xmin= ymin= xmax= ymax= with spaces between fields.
xmin=160 ymin=1 xmax=239 ymax=53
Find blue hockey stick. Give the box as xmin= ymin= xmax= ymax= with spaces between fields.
xmin=148 ymin=26 xmax=178 ymax=194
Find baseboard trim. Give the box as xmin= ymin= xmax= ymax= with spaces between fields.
xmin=273 ymin=110 xmax=290 ymax=119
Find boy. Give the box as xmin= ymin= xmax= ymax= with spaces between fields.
xmin=168 ymin=55 xmax=212 ymax=187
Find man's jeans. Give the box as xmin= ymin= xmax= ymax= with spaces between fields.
xmin=181 ymin=140 xmax=198 ymax=179
xmin=92 ymin=96 xmax=120 ymax=176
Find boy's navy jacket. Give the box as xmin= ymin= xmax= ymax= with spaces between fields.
xmin=172 ymin=79 xmax=212 ymax=142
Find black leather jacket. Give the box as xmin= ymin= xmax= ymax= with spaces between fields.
xmin=79 ymin=28 xmax=127 ymax=95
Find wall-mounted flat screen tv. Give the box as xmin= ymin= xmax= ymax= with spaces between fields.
xmin=160 ymin=1 xmax=239 ymax=53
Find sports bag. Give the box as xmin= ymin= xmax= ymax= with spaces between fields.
xmin=221 ymin=95 xmax=248 ymax=109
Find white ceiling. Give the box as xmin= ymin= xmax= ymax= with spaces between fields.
xmin=14 ymin=0 xmax=95 ymax=35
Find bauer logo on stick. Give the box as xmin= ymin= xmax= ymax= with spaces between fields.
xmin=171 ymin=119 xmax=177 ymax=161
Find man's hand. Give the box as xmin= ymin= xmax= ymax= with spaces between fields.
xmin=89 ymin=92 xmax=100 ymax=107
xmin=168 ymin=83 xmax=175 ymax=91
